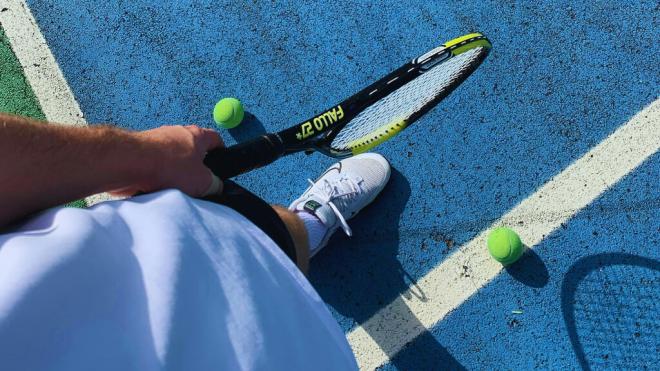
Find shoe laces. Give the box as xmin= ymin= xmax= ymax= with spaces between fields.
xmin=306 ymin=175 xmax=364 ymax=237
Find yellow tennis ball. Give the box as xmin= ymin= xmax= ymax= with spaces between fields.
xmin=487 ymin=227 xmax=524 ymax=265
xmin=213 ymin=98 xmax=244 ymax=129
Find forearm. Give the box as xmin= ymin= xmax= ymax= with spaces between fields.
xmin=0 ymin=114 xmax=149 ymax=226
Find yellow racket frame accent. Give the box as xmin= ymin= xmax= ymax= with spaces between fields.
xmin=445 ymin=32 xmax=492 ymax=56
xmin=347 ymin=119 xmax=407 ymax=155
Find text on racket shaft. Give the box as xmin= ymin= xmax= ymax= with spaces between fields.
xmin=296 ymin=105 xmax=344 ymax=140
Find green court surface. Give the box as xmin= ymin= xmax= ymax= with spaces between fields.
xmin=0 ymin=28 xmax=44 ymax=120
xmin=0 ymin=26 xmax=86 ymax=208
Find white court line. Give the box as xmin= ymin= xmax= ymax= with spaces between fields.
xmin=0 ymin=0 xmax=85 ymax=126
xmin=1 ymin=0 xmax=111 ymax=206
xmin=348 ymin=98 xmax=660 ymax=370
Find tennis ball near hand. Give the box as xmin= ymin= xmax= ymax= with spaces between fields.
xmin=487 ymin=227 xmax=524 ymax=265
xmin=213 ymin=97 xmax=244 ymax=129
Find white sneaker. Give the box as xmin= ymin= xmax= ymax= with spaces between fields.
xmin=289 ymin=153 xmax=391 ymax=250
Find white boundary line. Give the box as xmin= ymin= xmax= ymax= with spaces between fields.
xmin=0 ymin=0 xmax=85 ymax=126
xmin=1 ymin=0 xmax=111 ymax=205
xmin=348 ymin=98 xmax=660 ymax=370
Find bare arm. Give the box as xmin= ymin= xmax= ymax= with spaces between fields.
xmin=0 ymin=113 xmax=223 ymax=227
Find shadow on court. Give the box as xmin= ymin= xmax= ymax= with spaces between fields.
xmin=561 ymin=253 xmax=660 ymax=371
xmin=505 ymin=247 xmax=549 ymax=288
xmin=228 ymin=112 xmax=267 ymax=143
xmin=311 ymin=168 xmax=466 ymax=370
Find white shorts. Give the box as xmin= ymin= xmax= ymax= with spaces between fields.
xmin=0 ymin=190 xmax=357 ymax=371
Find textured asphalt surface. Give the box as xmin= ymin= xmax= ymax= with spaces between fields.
xmin=21 ymin=1 xmax=660 ymax=369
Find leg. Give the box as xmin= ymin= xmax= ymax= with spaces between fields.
xmin=272 ymin=206 xmax=310 ymax=275
xmin=207 ymin=154 xmax=390 ymax=276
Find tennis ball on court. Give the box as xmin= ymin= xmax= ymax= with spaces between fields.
xmin=487 ymin=227 xmax=524 ymax=265
xmin=213 ymin=97 xmax=244 ymax=129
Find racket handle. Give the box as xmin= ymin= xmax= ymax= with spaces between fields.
xmin=204 ymin=134 xmax=285 ymax=179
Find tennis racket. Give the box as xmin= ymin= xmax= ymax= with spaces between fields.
xmin=204 ymin=32 xmax=492 ymax=179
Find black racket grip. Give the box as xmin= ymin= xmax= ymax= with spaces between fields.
xmin=204 ymin=134 xmax=285 ymax=179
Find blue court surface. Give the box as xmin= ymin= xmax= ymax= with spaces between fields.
xmin=26 ymin=1 xmax=658 ymax=369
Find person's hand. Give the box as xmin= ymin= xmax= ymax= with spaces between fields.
xmin=108 ymin=125 xmax=224 ymax=197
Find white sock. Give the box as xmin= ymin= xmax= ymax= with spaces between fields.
xmin=296 ymin=211 xmax=328 ymax=256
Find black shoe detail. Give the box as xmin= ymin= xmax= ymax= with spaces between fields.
xmin=303 ymin=200 xmax=323 ymax=213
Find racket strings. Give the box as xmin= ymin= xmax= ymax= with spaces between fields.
xmin=330 ymin=47 xmax=485 ymax=151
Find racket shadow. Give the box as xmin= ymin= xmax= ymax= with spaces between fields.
xmin=561 ymin=253 xmax=660 ymax=371
xmin=311 ymin=168 xmax=466 ymax=370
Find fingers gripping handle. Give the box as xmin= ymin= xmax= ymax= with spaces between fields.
xmin=204 ymin=134 xmax=285 ymax=179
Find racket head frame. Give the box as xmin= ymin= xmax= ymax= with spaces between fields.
xmin=275 ymin=32 xmax=492 ymax=159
